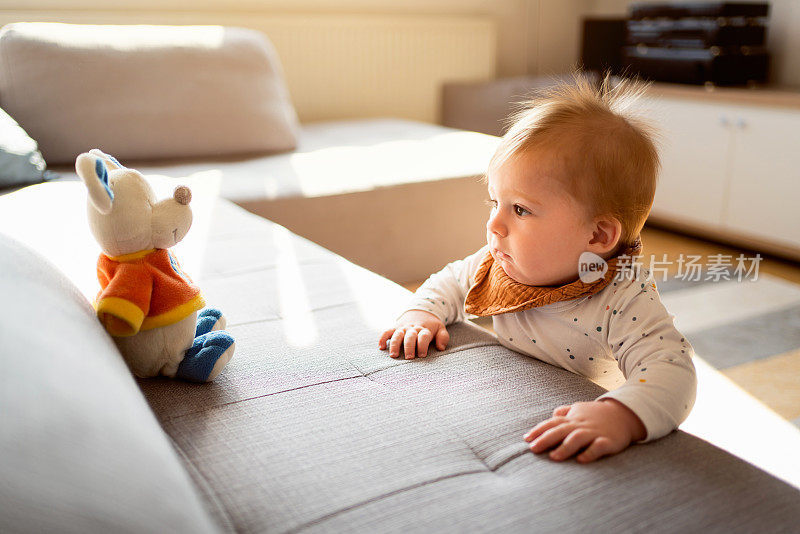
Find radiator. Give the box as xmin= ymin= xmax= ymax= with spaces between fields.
xmin=263 ymin=15 xmax=496 ymax=122
xmin=0 ymin=10 xmax=497 ymax=123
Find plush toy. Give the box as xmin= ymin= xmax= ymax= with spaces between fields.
xmin=76 ymin=149 xmax=235 ymax=382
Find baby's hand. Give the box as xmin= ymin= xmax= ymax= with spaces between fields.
xmin=378 ymin=310 xmax=449 ymax=360
xmin=523 ymin=398 xmax=646 ymax=463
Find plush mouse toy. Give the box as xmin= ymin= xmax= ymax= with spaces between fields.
xmin=76 ymin=149 xmax=235 ymax=382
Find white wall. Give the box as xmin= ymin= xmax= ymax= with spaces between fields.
xmin=3 ymin=0 xmax=793 ymax=85
xmin=533 ymin=0 xmax=593 ymax=75
xmin=589 ymin=0 xmax=800 ymax=88
xmin=0 ymin=0 xmax=589 ymax=77
xmin=0 ymin=0 xmax=596 ymax=122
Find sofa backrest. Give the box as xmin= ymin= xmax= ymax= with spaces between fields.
xmin=0 ymin=232 xmax=220 ymax=533
xmin=0 ymin=23 xmax=299 ymax=165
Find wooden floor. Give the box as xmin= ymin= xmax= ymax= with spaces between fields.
xmin=402 ymin=225 xmax=800 ymax=428
xmin=641 ymin=225 xmax=800 ymax=285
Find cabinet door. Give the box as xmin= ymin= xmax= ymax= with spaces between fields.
xmin=724 ymin=105 xmax=800 ymax=248
xmin=640 ymin=96 xmax=731 ymax=228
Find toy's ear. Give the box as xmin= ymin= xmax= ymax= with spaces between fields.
xmin=75 ymin=152 xmax=114 ymax=214
xmin=88 ymin=148 xmax=125 ymax=171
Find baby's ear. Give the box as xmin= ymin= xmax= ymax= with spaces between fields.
xmin=587 ymin=216 xmax=622 ymax=257
xmin=75 ymin=152 xmax=114 ymax=214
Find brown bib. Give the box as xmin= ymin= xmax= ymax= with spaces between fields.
xmin=464 ymin=237 xmax=643 ymax=317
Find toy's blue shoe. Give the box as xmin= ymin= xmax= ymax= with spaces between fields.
xmin=175 ymin=331 xmax=235 ymax=382
xmin=195 ymin=307 xmax=226 ymax=337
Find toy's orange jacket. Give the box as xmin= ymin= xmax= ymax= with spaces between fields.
xmin=94 ymin=248 xmax=205 ymax=336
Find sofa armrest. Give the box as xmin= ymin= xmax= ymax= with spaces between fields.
xmin=0 ymin=231 xmax=220 ymax=533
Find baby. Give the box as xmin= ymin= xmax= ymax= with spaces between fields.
xmin=379 ymin=75 xmax=697 ymax=464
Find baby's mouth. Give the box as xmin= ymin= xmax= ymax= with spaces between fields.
xmin=493 ymin=247 xmax=512 ymax=262
xmin=491 ymin=248 xmax=514 ymax=279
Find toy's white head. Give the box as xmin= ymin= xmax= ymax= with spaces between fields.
xmin=75 ymin=149 xmax=193 ymax=257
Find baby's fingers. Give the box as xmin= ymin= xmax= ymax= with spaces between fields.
xmin=379 ymin=329 xmax=396 ymax=350
xmin=417 ymin=328 xmax=432 ymax=357
xmin=576 ymin=437 xmax=617 ymax=464
xmin=524 ymin=416 xmax=564 ymax=442
xmin=435 ymin=327 xmax=450 ymax=351
xmin=553 ymin=404 xmax=571 ymax=417
xmin=388 ymin=328 xmax=406 ymax=358
xmin=403 ymin=328 xmax=420 ymax=359
xmin=549 ymin=429 xmax=595 ymax=462
xmin=528 ymin=422 xmax=572 ymax=454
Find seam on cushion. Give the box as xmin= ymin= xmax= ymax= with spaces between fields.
xmin=286 ymin=469 xmax=486 ymax=532
xmin=349 ymin=358 xmax=404 ymax=377
xmin=163 ymin=339 xmax=513 ymax=532
xmin=200 ymin=258 xmax=332 ymax=280
xmin=165 ymin=337 xmax=501 ymax=422
xmin=446 ymin=422 xmax=492 ymax=471
xmin=435 ymin=340 xmax=502 ymax=354
xmin=288 ymin=447 xmax=534 ymax=534
xmin=281 ymin=301 xmax=355 ymax=315
xmin=352 ymin=358 xmax=495 ymax=473
xmin=490 ymin=448 xmax=531 ymax=471
xmin=227 ymin=316 xmax=282 ymax=328
xmin=348 ymin=340 xmax=500 ymax=382
xmin=344 ymin=358 xmax=374 ymax=378
xmin=355 ymin=363 xmax=496 ymax=473
xmin=227 ymin=301 xmax=360 ymax=328
xmin=285 ymin=469 xmax=489 ymax=534
xmin=202 ymin=264 xmax=277 ymax=279
xmin=361 ymin=340 xmax=501 ymax=378
xmin=166 ymin=434 xmax=240 ymax=534
xmin=163 ymin=374 xmax=365 ymax=422
xmin=206 ymin=230 xmax=277 ymax=241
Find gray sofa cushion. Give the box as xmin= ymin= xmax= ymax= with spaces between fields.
xmin=0 ymin=23 xmax=299 ymax=164
xmin=3 ymin=181 xmax=800 ymax=532
xmin=0 ymin=233 xmax=219 ymax=533
xmin=134 ymin=196 xmax=800 ymax=533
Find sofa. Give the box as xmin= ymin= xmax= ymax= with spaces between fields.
xmin=2 ymin=22 xmax=800 ymax=533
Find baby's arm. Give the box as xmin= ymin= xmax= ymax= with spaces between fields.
xmin=379 ymin=247 xmax=487 ymax=359
xmin=526 ymin=283 xmax=697 ymax=462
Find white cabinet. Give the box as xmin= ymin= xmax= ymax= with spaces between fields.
xmin=724 ymin=105 xmax=800 ymax=248
xmin=642 ymin=97 xmax=731 ymax=229
xmin=640 ymin=94 xmax=800 ymax=253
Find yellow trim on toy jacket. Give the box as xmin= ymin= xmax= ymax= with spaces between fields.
xmin=107 ymin=248 xmax=157 ymax=262
xmin=96 ymin=296 xmax=145 ymax=336
xmin=94 ymin=294 xmax=205 ymax=336
xmin=141 ymin=294 xmax=206 ymax=331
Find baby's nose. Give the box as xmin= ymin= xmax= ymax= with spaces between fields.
xmin=174 ymin=186 xmax=192 ymax=205
xmin=487 ymin=212 xmax=507 ymax=237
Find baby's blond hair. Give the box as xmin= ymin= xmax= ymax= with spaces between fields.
xmin=490 ymin=74 xmax=660 ymax=249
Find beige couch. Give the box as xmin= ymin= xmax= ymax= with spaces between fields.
xmin=2 ymin=22 xmax=800 ymax=534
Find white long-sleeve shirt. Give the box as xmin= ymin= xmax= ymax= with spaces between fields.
xmin=406 ymin=246 xmax=697 ymax=443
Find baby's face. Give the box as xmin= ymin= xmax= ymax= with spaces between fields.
xmin=486 ymin=148 xmax=594 ymax=286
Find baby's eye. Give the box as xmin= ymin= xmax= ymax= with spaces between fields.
xmin=485 ymin=199 xmax=497 ymax=209
xmin=514 ymin=204 xmax=531 ymax=216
